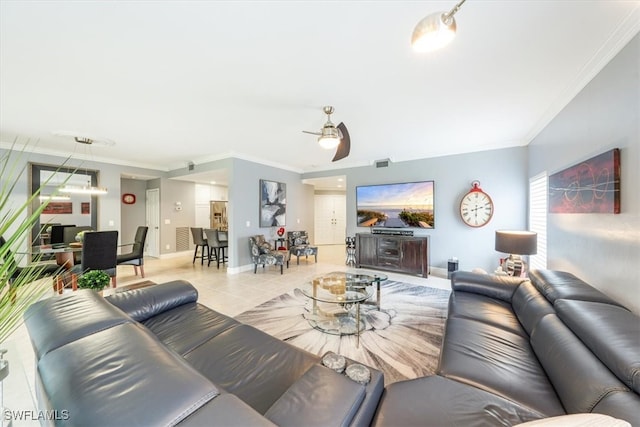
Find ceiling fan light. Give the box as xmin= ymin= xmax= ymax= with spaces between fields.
xmin=412 ymin=12 xmax=457 ymax=52
xmin=318 ymin=135 xmax=340 ymax=149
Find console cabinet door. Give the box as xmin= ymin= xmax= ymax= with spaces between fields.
xmin=356 ymin=234 xmax=377 ymax=267
xmin=400 ymin=239 xmax=427 ymax=276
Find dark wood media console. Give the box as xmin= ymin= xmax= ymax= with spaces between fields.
xmin=356 ymin=232 xmax=429 ymax=277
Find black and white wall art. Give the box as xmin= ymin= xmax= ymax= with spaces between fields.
xmin=260 ymin=179 xmax=286 ymax=227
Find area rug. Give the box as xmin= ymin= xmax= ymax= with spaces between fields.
xmin=235 ymin=281 xmax=450 ymax=384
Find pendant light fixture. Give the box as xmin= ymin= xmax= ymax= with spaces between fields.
xmin=58 ymin=135 xmax=109 ymax=195
xmin=412 ymin=0 xmax=467 ymax=53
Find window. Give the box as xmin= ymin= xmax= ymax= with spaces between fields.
xmin=529 ymin=172 xmax=547 ymax=270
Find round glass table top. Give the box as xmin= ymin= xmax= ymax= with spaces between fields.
xmin=300 ymin=271 xmax=374 ymax=304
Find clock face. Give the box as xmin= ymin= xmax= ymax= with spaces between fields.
xmin=460 ymin=191 xmax=493 ymax=227
xmin=122 ymin=193 xmax=136 ymax=205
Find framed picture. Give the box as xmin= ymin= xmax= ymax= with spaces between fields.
xmin=260 ymin=179 xmax=286 ymax=227
xmin=42 ymin=202 xmax=72 ymax=214
xmin=81 ymin=202 xmax=90 ymax=214
xmin=549 ymin=148 xmax=620 ymax=214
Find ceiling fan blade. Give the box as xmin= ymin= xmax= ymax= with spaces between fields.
xmin=332 ymin=122 xmax=350 ymax=162
xmin=302 ymin=130 xmax=321 ymax=136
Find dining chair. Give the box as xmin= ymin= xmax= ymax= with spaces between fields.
xmin=50 ymin=225 xmax=76 ymax=245
xmin=117 ymin=226 xmax=148 ymax=277
xmin=70 ymin=230 xmax=118 ymax=291
xmin=190 ymin=227 xmax=208 ymax=265
xmin=204 ymin=228 xmax=228 ymax=269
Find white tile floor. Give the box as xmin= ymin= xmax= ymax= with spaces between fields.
xmin=3 ymin=244 xmax=451 ymax=425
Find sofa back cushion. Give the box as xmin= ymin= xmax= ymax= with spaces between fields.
xmin=528 ymin=270 xmax=624 ymax=307
xmin=37 ymin=322 xmax=219 ymax=426
xmin=24 ymin=289 xmax=132 ymax=358
xmin=554 ymin=299 xmax=640 ymax=394
xmin=105 ymin=280 xmax=198 ymax=322
xmin=530 ymin=314 xmax=629 ymax=415
xmin=512 ymin=280 xmax=555 ymax=336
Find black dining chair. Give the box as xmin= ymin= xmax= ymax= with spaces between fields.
xmin=190 ymin=227 xmax=208 ymax=265
xmin=70 ymin=230 xmax=118 ymax=290
xmin=0 ymin=235 xmax=62 ymax=286
xmin=117 ymin=226 xmax=148 ymax=278
xmin=204 ymin=228 xmax=228 ymax=268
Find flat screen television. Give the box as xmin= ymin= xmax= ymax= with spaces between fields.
xmin=356 ymin=181 xmax=435 ymax=228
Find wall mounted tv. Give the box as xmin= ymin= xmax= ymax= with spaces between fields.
xmin=356 ymin=181 xmax=435 ymax=228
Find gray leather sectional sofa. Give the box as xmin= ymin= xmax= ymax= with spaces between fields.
xmin=373 ymin=270 xmax=640 ymax=426
xmin=24 ymin=280 xmax=383 ymax=426
xmin=24 ymin=269 xmax=639 ymax=426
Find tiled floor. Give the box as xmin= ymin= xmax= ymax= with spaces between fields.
xmin=4 ymin=244 xmax=451 ymax=425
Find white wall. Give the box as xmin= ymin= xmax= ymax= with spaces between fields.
xmin=528 ymin=34 xmax=640 ymax=313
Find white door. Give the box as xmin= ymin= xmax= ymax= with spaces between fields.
xmin=146 ymin=188 xmax=160 ymax=257
xmin=314 ymin=194 xmax=346 ymax=245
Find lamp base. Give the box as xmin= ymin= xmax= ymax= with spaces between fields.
xmin=503 ymin=254 xmax=525 ymax=277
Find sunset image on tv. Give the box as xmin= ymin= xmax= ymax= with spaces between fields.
xmin=356 ymin=181 xmax=435 ymax=228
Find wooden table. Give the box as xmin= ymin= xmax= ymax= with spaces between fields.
xmin=32 ymin=244 xmax=82 ymax=293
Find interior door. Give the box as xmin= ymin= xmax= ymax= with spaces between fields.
xmin=314 ymin=194 xmax=346 ymax=245
xmin=146 ymin=188 xmax=160 ymax=257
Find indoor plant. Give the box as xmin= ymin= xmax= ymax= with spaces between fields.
xmin=0 ymin=142 xmax=71 ymax=344
xmin=76 ymin=270 xmax=110 ymax=292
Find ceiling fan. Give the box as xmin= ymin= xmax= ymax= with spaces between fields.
xmin=303 ymin=106 xmax=350 ymax=162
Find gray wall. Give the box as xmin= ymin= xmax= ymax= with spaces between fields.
xmin=305 ymin=146 xmax=529 ymax=274
xmin=226 ymin=158 xmax=315 ymax=272
xmin=120 ymin=178 xmax=147 ymax=244
xmin=529 ymin=34 xmax=640 ymax=313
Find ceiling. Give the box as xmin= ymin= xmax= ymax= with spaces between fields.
xmin=1 ymin=1 xmax=639 ymax=187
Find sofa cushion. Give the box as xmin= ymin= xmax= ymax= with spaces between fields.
xmin=183 ymin=324 xmax=318 ymax=414
xmin=142 ymin=302 xmax=239 ymax=355
xmin=24 ymin=289 xmax=132 ymax=358
xmin=554 ymin=299 xmax=640 ymax=394
xmin=512 ymin=280 xmax=555 ymax=336
xmin=528 ymin=270 xmax=623 ymax=307
xmin=37 ymin=322 xmax=219 ymax=427
xmin=373 ymin=375 xmax=546 ymax=427
xmin=265 ymin=364 xmax=366 ymax=427
xmin=106 ymin=279 xmax=198 ymax=322
xmin=530 ymin=314 xmax=630 ymax=415
xmin=448 ymin=291 xmax=527 ymax=337
xmin=438 ymin=317 xmax=564 ymax=416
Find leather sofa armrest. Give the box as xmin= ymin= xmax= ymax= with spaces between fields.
xmin=451 ymin=271 xmax=526 ymax=302
xmin=106 ymin=280 xmax=198 ymax=321
xmin=265 ymin=365 xmax=366 ymax=427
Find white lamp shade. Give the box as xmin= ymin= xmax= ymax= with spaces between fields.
xmin=411 ymin=12 xmax=457 ymax=52
xmin=318 ymin=136 xmax=340 ymax=149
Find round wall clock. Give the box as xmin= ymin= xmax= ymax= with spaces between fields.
xmin=122 ymin=193 xmax=136 ymax=205
xmin=459 ymin=181 xmax=493 ymax=227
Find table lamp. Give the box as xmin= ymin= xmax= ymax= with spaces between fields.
xmin=495 ymin=230 xmax=537 ymax=277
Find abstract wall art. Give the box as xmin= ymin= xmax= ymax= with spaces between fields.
xmin=260 ymin=179 xmax=286 ymax=227
xmin=549 ymin=148 xmax=620 ymax=214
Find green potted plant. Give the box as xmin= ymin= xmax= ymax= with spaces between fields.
xmin=76 ymin=270 xmax=111 ymax=293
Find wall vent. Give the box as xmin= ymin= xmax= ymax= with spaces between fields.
xmin=375 ymin=159 xmax=391 ymax=168
xmin=176 ymin=227 xmax=190 ymax=251
xmin=187 ymin=161 xmax=195 ymax=171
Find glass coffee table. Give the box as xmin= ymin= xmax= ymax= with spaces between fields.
xmin=299 ymin=271 xmax=375 ymax=347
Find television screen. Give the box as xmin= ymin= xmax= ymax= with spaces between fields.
xmin=356 ymin=181 xmax=435 ymax=228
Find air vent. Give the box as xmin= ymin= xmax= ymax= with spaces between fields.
xmin=375 ymin=159 xmax=391 ymax=168
xmin=187 ymin=161 xmax=195 ymax=171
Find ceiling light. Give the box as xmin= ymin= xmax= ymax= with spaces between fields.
xmin=412 ymin=0 xmax=467 ymax=53
xmin=318 ymin=123 xmax=341 ymax=149
xmin=59 ymin=184 xmax=108 ymax=195
xmin=39 ymin=195 xmax=71 ymax=201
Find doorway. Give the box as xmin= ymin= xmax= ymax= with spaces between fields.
xmin=146 ymin=188 xmax=160 ymax=257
